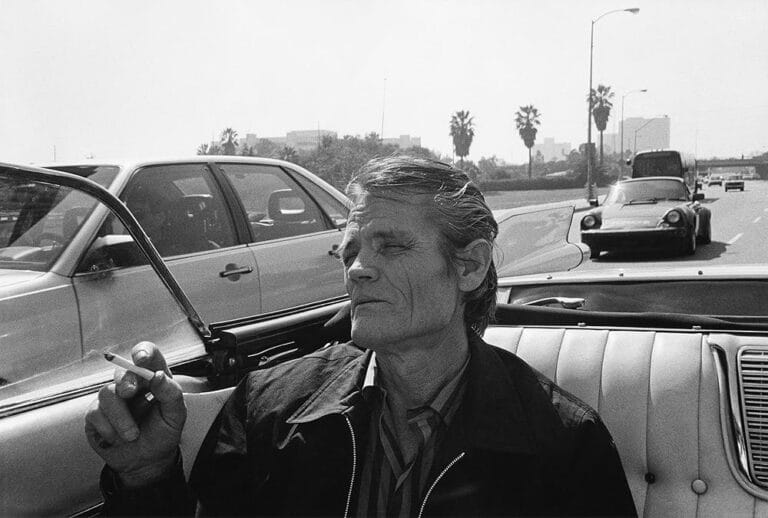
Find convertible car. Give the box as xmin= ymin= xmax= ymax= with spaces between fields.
xmin=0 ymin=162 xmax=593 ymax=517
xmin=580 ymin=176 xmax=712 ymax=259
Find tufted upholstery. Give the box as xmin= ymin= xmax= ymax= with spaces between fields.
xmin=179 ymin=327 xmax=768 ymax=517
xmin=483 ymin=326 xmax=768 ymax=518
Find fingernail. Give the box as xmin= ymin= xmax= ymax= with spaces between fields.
xmin=124 ymin=427 xmax=139 ymax=441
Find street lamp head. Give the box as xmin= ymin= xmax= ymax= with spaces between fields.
xmin=626 ymin=7 xmax=640 ymax=14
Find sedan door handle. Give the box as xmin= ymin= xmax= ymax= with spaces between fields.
xmin=219 ymin=264 xmax=254 ymax=279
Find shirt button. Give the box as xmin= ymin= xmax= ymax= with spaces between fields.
xmin=691 ymin=479 xmax=708 ymax=495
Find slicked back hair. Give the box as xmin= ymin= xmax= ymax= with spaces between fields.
xmin=345 ymin=155 xmax=498 ymax=333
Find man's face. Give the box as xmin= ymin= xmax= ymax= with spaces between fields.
xmin=340 ymin=193 xmax=464 ymax=352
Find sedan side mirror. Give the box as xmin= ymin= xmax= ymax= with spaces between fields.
xmin=693 ymin=193 xmax=705 ymax=202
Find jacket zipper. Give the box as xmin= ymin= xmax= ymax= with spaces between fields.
xmin=343 ymin=415 xmax=357 ymax=518
xmin=417 ymin=451 xmax=466 ymax=518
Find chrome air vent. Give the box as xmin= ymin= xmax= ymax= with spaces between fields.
xmin=738 ymin=348 xmax=768 ymax=487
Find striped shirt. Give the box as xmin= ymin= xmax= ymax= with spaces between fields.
xmin=355 ymin=353 xmax=469 ymax=517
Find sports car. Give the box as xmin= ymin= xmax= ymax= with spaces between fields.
xmin=580 ymin=177 xmax=712 ymax=259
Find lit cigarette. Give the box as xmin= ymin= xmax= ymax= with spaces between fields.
xmin=103 ymin=352 xmax=156 ymax=381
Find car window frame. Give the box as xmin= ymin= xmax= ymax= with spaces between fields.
xmin=210 ymin=161 xmax=340 ymax=244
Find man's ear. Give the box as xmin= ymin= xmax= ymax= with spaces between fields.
xmin=454 ymin=239 xmax=493 ymax=293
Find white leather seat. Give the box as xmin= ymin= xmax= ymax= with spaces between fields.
xmin=483 ymin=326 xmax=768 ymax=518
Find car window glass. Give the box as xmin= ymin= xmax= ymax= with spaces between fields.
xmin=218 ymin=163 xmax=329 ymax=242
xmin=80 ymin=164 xmax=237 ymax=270
xmin=0 ymin=189 xmax=204 ymax=414
xmin=289 ymin=169 xmax=349 ymax=227
xmin=0 ymin=177 xmax=99 ymax=272
xmin=495 ymin=206 xmax=573 ymax=268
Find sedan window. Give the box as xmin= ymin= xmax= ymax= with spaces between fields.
xmin=218 ymin=163 xmax=329 ymax=242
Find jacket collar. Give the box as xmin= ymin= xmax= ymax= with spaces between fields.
xmin=285 ymin=349 xmax=372 ymax=425
xmin=284 ymin=335 xmax=535 ymax=455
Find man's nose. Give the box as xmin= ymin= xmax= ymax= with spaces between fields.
xmin=346 ymin=251 xmax=378 ymax=282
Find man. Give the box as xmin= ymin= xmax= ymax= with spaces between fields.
xmin=86 ymin=156 xmax=637 ymax=517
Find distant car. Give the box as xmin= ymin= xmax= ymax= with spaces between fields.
xmin=724 ymin=174 xmax=745 ymax=192
xmin=580 ymin=176 xmax=712 ymax=259
xmin=707 ymin=175 xmax=723 ymax=187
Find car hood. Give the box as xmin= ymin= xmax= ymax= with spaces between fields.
xmin=601 ymin=201 xmax=682 ymax=219
xmin=0 ymin=269 xmax=46 ymax=292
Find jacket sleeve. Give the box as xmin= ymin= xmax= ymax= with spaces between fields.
xmin=189 ymin=374 xmax=264 ymax=515
xmin=562 ymin=413 xmax=638 ymax=518
xmin=100 ymin=451 xmax=196 ymax=516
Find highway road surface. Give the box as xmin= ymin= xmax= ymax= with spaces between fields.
xmin=568 ymin=180 xmax=768 ymax=270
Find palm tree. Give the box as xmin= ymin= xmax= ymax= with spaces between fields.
xmin=514 ymin=105 xmax=541 ymax=179
xmin=280 ymin=145 xmax=298 ymax=162
xmin=589 ymin=84 xmax=615 ymax=165
xmin=220 ymin=128 xmax=239 ymax=155
xmin=449 ymin=110 xmax=474 ymax=167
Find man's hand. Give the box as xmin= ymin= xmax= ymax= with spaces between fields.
xmin=85 ymin=341 xmax=187 ymax=487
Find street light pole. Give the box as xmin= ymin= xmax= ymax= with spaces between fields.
xmin=586 ymin=7 xmax=640 ymax=201
xmin=620 ymin=88 xmax=647 ymax=166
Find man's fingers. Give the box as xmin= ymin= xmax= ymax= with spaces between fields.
xmin=149 ymin=371 xmax=186 ymax=431
xmin=98 ymin=385 xmax=140 ymax=442
xmin=114 ymin=368 xmax=141 ymax=399
xmin=131 ymin=341 xmax=170 ymax=376
xmin=85 ymin=403 xmax=119 ymax=449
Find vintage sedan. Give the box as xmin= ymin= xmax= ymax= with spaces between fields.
xmin=580 ymin=177 xmax=712 ymax=259
xmin=0 ymin=157 xmax=351 ymax=386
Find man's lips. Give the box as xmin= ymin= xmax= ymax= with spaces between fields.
xmin=352 ymin=298 xmax=385 ymax=309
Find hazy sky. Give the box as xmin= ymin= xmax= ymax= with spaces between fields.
xmin=1 ymin=0 xmax=766 ymax=165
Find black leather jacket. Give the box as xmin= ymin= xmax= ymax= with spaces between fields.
xmin=103 ymin=334 xmax=637 ymax=517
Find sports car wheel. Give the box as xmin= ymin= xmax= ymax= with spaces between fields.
xmin=683 ymin=228 xmax=696 ymax=256
xmin=698 ymin=218 xmax=712 ymax=245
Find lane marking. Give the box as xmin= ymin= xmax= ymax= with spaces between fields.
xmin=754 ymin=216 xmax=762 ymax=224
xmin=728 ymin=233 xmax=743 ymax=245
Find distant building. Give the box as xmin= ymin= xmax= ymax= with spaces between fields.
xmin=531 ymin=137 xmax=571 ymax=162
xmin=382 ymin=135 xmax=421 ymax=149
xmin=240 ymin=130 xmax=338 ymax=152
xmin=621 ymin=116 xmax=671 ymax=155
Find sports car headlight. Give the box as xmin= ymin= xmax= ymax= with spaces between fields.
xmin=665 ymin=210 xmax=682 ymax=224
xmin=582 ymin=214 xmax=598 ymax=229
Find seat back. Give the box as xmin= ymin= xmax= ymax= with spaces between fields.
xmin=483 ymin=326 xmax=768 ymax=518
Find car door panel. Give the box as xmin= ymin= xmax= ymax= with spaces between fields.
xmin=73 ymin=246 xmax=260 ymax=348
xmin=248 ymin=229 xmax=345 ymax=313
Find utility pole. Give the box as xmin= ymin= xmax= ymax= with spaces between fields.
xmin=380 ymin=77 xmax=386 ymax=141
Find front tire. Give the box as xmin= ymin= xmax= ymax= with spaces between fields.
xmin=683 ymin=228 xmax=697 ymax=256
xmin=698 ymin=218 xmax=712 ymax=244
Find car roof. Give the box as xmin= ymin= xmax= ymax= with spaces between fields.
xmin=36 ymin=155 xmax=303 ymax=171
xmin=616 ymin=176 xmax=685 ymax=185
